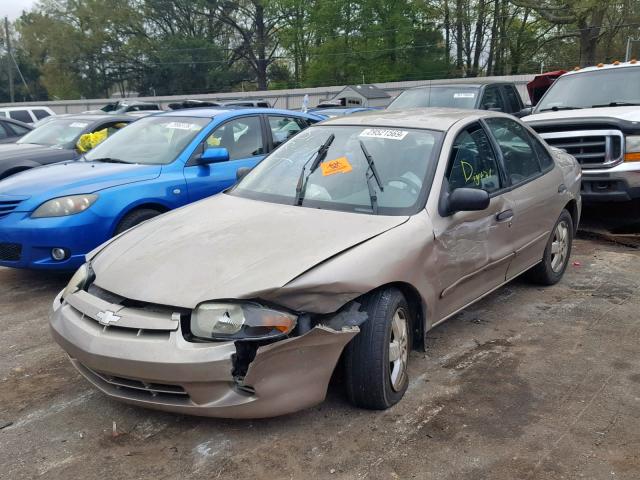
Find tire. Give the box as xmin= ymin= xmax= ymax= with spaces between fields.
xmin=526 ymin=209 xmax=573 ymax=285
xmin=344 ymin=288 xmax=412 ymax=410
xmin=114 ymin=208 xmax=161 ymax=236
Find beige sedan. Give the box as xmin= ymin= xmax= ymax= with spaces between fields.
xmin=50 ymin=108 xmax=581 ymax=418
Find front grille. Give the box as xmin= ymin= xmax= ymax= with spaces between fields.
xmin=540 ymin=129 xmax=623 ymax=168
xmin=0 ymin=242 xmax=22 ymax=261
xmin=0 ymin=200 xmax=21 ymax=219
xmin=81 ymin=363 xmax=190 ymax=401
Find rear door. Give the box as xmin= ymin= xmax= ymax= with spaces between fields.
xmin=183 ymin=115 xmax=267 ymax=202
xmin=484 ymin=117 xmax=562 ymax=279
xmin=432 ymin=122 xmax=516 ymax=319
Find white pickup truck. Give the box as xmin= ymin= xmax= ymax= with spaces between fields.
xmin=523 ymin=61 xmax=640 ymax=202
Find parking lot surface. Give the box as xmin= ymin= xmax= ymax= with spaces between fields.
xmin=1 ymin=236 xmax=639 ymax=479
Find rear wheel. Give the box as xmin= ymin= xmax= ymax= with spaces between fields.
xmin=527 ymin=209 xmax=573 ymax=285
xmin=344 ymin=288 xmax=411 ymax=410
xmin=114 ymin=208 xmax=161 ymax=236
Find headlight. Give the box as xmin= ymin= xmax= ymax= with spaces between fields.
xmin=32 ymin=194 xmax=98 ymax=218
xmin=62 ymin=263 xmax=93 ymax=299
xmin=191 ymin=302 xmax=297 ymax=341
xmin=625 ymin=135 xmax=640 ymax=162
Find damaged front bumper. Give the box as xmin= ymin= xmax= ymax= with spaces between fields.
xmin=49 ymin=290 xmax=358 ymax=418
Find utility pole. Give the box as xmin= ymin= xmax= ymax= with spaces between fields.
xmin=4 ymin=17 xmax=14 ymax=103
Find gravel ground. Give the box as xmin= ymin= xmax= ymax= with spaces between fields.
xmin=1 ymin=235 xmax=639 ymax=479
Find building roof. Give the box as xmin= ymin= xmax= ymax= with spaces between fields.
xmin=336 ymin=84 xmax=391 ymax=99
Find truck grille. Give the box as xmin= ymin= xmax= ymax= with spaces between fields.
xmin=540 ymin=129 xmax=623 ymax=168
xmin=0 ymin=243 xmax=22 ymax=261
xmin=0 ymin=200 xmax=21 ymax=219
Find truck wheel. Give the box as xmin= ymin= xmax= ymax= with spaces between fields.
xmin=114 ymin=209 xmax=161 ymax=236
xmin=527 ymin=209 xmax=573 ymax=285
xmin=344 ymin=288 xmax=411 ymax=410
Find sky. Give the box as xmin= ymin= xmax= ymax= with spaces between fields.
xmin=1 ymin=0 xmax=37 ymax=21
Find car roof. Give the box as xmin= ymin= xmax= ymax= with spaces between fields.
xmin=319 ymin=107 xmax=500 ymax=131
xmin=50 ymin=113 xmax=135 ymax=123
xmin=0 ymin=105 xmax=54 ymax=111
xmin=563 ymin=60 xmax=640 ymax=76
xmin=405 ymin=81 xmax=514 ymax=90
xmin=155 ymin=107 xmax=318 ymax=119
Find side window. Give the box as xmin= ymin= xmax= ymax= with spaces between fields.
xmin=6 ymin=123 xmax=30 ymax=136
xmin=502 ymin=86 xmax=522 ymax=113
xmin=528 ymin=131 xmax=554 ymax=170
xmin=447 ymin=124 xmax=502 ymax=194
xmin=268 ymin=116 xmax=306 ymax=148
xmin=33 ymin=109 xmax=51 ymax=120
xmin=480 ymin=87 xmax=505 ymax=111
xmin=205 ymin=116 xmax=264 ymax=160
xmin=9 ymin=110 xmax=33 ymax=123
xmin=0 ymin=124 xmax=8 ymax=139
xmin=485 ymin=117 xmax=541 ymax=185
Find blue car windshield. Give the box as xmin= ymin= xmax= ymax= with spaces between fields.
xmin=17 ymin=118 xmax=91 ymax=147
xmin=84 ymin=116 xmax=210 ymax=165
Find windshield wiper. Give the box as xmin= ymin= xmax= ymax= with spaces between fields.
xmin=539 ymin=106 xmax=583 ymax=112
xmin=294 ymin=134 xmax=335 ymax=206
xmin=591 ymin=101 xmax=640 ymax=108
xmin=359 ymin=140 xmax=384 ymax=214
xmin=91 ymin=157 xmax=130 ymax=164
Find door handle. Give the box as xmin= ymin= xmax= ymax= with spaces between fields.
xmin=496 ymin=209 xmax=514 ymax=222
xmin=558 ymin=184 xmax=567 ymax=193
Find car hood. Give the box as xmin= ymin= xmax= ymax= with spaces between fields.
xmin=91 ymin=194 xmax=409 ymax=309
xmin=524 ymin=106 xmax=640 ymax=123
xmin=0 ymin=142 xmax=73 ymax=162
xmin=0 ymin=161 xmax=161 ymax=203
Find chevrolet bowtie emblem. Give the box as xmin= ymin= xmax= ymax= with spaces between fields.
xmin=97 ymin=310 xmax=121 ymax=326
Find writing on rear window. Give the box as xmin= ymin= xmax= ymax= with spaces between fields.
xmin=360 ymin=128 xmax=408 ymax=141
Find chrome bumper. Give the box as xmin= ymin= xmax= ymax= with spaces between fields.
xmin=50 ymin=290 xmax=357 ymax=418
xmin=581 ymin=162 xmax=640 ymax=201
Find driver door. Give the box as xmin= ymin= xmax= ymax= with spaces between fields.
xmin=183 ymin=116 xmax=266 ymax=202
xmin=431 ymin=122 xmax=515 ymax=320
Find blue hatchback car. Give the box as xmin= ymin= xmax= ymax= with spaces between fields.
xmin=0 ymin=108 xmax=322 ymax=270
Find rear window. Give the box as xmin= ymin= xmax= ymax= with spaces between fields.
xmin=9 ymin=110 xmax=33 ymax=123
xmin=388 ymin=87 xmax=479 ymax=110
xmin=33 ymin=109 xmax=51 ymax=120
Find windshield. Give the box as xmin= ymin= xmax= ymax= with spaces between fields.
xmin=231 ymin=125 xmax=443 ymax=215
xmin=536 ymin=68 xmax=640 ymax=111
xmin=17 ymin=118 xmax=91 ymax=147
xmin=388 ymin=86 xmax=479 ymax=110
xmin=84 ymin=116 xmax=210 ymax=165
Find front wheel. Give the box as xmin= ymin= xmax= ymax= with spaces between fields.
xmin=114 ymin=208 xmax=161 ymax=236
xmin=527 ymin=209 xmax=573 ymax=285
xmin=344 ymin=288 xmax=412 ymax=410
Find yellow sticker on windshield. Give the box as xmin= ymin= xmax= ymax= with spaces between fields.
xmin=321 ymin=157 xmax=353 ymax=176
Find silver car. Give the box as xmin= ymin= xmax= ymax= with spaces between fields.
xmin=50 ymin=108 xmax=581 ymax=418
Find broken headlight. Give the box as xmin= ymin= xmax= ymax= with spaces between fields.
xmin=190 ymin=302 xmax=297 ymax=341
xmin=62 ymin=262 xmax=94 ymax=299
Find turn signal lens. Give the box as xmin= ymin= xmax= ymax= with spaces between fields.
xmin=625 ymin=136 xmax=640 ymax=162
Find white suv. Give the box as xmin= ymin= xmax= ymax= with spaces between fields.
xmin=523 ymin=61 xmax=640 ymax=202
xmin=0 ymin=106 xmax=56 ymax=124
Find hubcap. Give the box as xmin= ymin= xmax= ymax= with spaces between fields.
xmin=550 ymin=221 xmax=570 ymax=273
xmin=389 ymin=308 xmax=409 ymax=392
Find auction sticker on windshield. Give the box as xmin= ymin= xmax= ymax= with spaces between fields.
xmin=165 ymin=122 xmax=198 ymax=130
xmin=70 ymin=122 xmax=89 ymax=128
xmin=453 ymin=93 xmax=475 ymax=98
xmin=321 ymin=157 xmax=353 ymax=176
xmin=360 ymin=128 xmax=408 ymax=141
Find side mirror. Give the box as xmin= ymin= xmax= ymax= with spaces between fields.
xmin=236 ymin=167 xmax=252 ymax=181
xmin=447 ymin=188 xmax=490 ymax=214
xmin=200 ymin=147 xmax=229 ymax=164
xmin=515 ymin=107 xmax=533 ymax=118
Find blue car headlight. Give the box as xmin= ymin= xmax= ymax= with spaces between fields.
xmin=31 ymin=194 xmax=98 ymax=218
